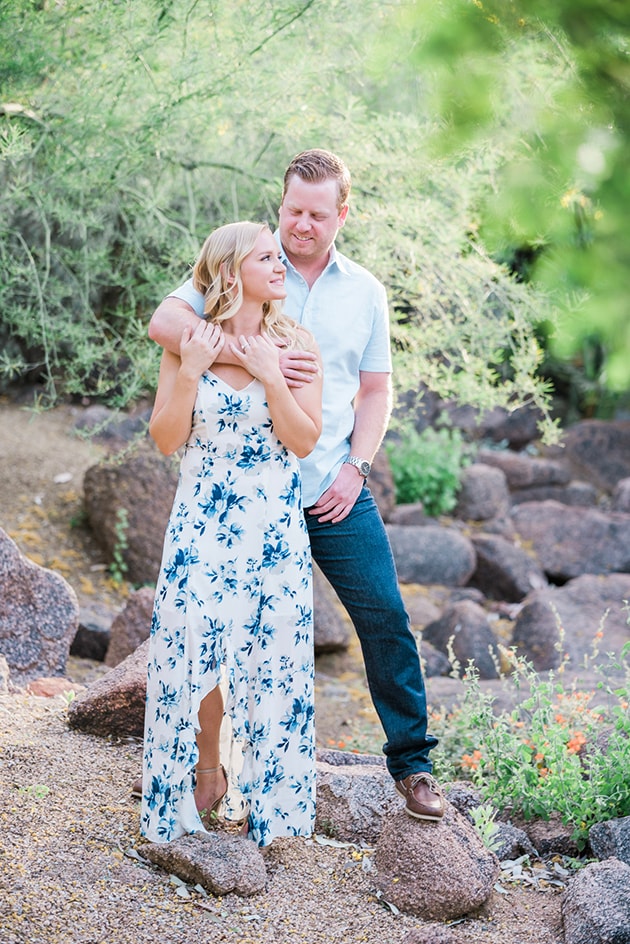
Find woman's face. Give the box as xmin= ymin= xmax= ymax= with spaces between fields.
xmin=239 ymin=229 xmax=287 ymax=303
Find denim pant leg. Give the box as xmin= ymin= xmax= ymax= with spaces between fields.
xmin=305 ymin=485 xmax=438 ymax=781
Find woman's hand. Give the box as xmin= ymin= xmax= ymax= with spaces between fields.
xmin=231 ymin=334 xmax=283 ymax=386
xmin=179 ymin=320 xmax=225 ymax=378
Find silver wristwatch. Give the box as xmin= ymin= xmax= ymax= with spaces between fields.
xmin=344 ymin=455 xmax=371 ymax=477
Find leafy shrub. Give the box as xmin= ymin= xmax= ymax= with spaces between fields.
xmin=429 ymin=639 xmax=630 ymax=850
xmin=385 ymin=425 xmax=472 ymax=516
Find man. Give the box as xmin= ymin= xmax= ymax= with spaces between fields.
xmin=148 ymin=149 xmax=444 ymax=821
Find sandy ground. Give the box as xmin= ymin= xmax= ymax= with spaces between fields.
xmin=0 ymin=397 xmax=565 ymax=943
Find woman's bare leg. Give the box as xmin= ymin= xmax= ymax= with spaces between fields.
xmin=195 ymin=685 xmax=227 ymax=815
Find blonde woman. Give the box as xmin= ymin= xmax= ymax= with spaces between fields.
xmin=141 ymin=222 xmax=322 ymax=848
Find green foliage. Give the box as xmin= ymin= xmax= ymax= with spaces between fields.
xmin=396 ymin=0 xmax=630 ymax=397
xmin=385 ymin=425 xmax=472 ymax=515
xmin=469 ymin=803 xmax=502 ymax=854
xmin=109 ymin=506 xmax=129 ymax=586
xmin=0 ymin=0 xmax=558 ymax=432
xmin=430 ymin=643 xmax=630 ymax=849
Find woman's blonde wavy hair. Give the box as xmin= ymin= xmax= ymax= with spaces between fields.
xmin=192 ymin=221 xmax=315 ymax=351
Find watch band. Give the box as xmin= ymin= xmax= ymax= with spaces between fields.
xmin=344 ymin=455 xmax=371 ymax=477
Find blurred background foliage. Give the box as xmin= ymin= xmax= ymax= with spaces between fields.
xmin=0 ymin=0 xmax=628 ymax=431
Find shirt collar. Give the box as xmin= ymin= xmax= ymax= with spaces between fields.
xmin=275 ymin=230 xmax=348 ymax=276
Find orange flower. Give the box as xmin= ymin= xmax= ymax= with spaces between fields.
xmin=535 ymin=752 xmax=545 ymax=763
xmin=461 ymin=749 xmax=483 ymax=770
xmin=555 ymin=713 xmax=567 ymax=725
xmin=567 ymin=731 xmax=587 ymax=754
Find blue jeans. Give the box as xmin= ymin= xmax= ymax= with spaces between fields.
xmin=305 ymin=485 xmax=438 ymax=781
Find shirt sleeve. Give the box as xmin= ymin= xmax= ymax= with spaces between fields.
xmin=167 ymin=278 xmax=205 ymax=318
xmin=359 ymin=279 xmax=393 ymax=373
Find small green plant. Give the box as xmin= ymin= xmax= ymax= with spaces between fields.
xmin=429 ymin=639 xmax=630 ymax=850
xmin=469 ymin=803 xmax=502 ymax=853
xmin=109 ymin=506 xmax=129 ymax=586
xmin=385 ymin=425 xmax=472 ymax=516
xmin=18 ymin=784 xmax=50 ymax=799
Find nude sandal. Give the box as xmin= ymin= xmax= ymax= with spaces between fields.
xmin=196 ymin=764 xmax=228 ymax=825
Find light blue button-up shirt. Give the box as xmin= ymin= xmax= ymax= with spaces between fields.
xmin=168 ymin=236 xmax=392 ymax=506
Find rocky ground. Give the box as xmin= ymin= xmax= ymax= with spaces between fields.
xmin=0 ymin=396 xmax=565 ymax=943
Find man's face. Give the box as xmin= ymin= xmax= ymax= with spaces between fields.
xmin=278 ymin=175 xmax=348 ymax=266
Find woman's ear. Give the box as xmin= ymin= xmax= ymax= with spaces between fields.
xmin=220 ymin=262 xmax=235 ymax=285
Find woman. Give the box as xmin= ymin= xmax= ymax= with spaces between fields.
xmin=141 ymin=222 xmax=323 ymax=847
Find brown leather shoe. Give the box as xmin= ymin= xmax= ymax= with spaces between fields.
xmin=131 ymin=776 xmax=143 ymax=799
xmin=395 ymin=772 xmax=445 ymax=821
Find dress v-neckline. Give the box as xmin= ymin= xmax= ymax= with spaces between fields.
xmin=207 ymin=369 xmax=258 ymax=394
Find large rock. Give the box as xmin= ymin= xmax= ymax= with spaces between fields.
xmin=476 ymin=449 xmax=570 ymax=491
xmin=141 ymin=832 xmax=266 ymax=897
xmin=454 ymin=463 xmax=510 ymax=521
xmin=612 ymin=477 xmax=630 ymax=513
xmin=105 ymin=587 xmax=155 ymax=667
xmin=0 ymin=527 xmax=79 ymax=685
xmin=511 ymin=573 xmax=630 ymax=671
xmin=562 ymin=858 xmax=630 ymax=944
xmin=83 ymin=441 xmax=178 ymax=586
xmin=589 ymin=816 xmax=630 ymax=867
xmin=315 ymin=760 xmax=398 ymax=844
xmin=368 ymin=447 xmax=396 ymax=522
xmin=386 ymin=525 xmax=476 ymax=586
xmin=312 ymin=564 xmax=352 ymax=653
xmin=511 ymin=500 xmax=630 ymax=581
xmin=545 ymin=419 xmax=630 ymax=494
xmin=67 ymin=637 xmax=148 ymax=737
xmin=469 ymin=532 xmax=547 ymax=602
xmin=422 ymin=600 xmax=500 ymax=679
xmin=374 ymin=804 xmax=499 ymax=920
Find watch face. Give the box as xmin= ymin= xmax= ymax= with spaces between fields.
xmin=359 ymin=460 xmax=371 ymax=476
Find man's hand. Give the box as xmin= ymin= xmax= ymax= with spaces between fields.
xmin=278 ymin=348 xmax=320 ymax=388
xmin=307 ymin=463 xmax=363 ymax=523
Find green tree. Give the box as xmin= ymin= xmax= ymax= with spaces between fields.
xmin=392 ymin=0 xmax=630 ymax=400
xmin=0 ymin=0 xmax=557 ymax=436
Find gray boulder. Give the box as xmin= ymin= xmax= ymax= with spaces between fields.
xmin=0 ymin=527 xmax=79 ymax=685
xmin=454 ymin=463 xmax=510 ymax=521
xmin=312 ymin=564 xmax=352 ymax=653
xmin=368 ymin=447 xmax=397 ymax=522
xmin=105 ymin=586 xmax=154 ymax=667
xmin=374 ymin=804 xmax=499 ymax=920
xmin=422 ymin=599 xmax=500 ymax=679
xmin=476 ymin=449 xmax=570 ymax=490
xmin=509 ymin=479 xmax=598 ymax=507
xmin=83 ymin=442 xmax=178 ymax=586
xmin=511 ymin=500 xmax=630 ymax=582
xmin=67 ymin=637 xmax=148 ymax=737
xmin=315 ymin=760 xmax=398 ymax=844
xmin=589 ymin=816 xmax=630 ymax=867
xmin=469 ymin=532 xmax=547 ymax=602
xmin=562 ymin=857 xmax=630 ymax=944
xmin=387 ymin=525 xmax=476 ymax=586
xmin=545 ymin=419 xmax=630 ymax=493
xmin=612 ymin=477 xmax=630 ymax=513
xmin=511 ymin=573 xmax=630 ymax=671
xmin=141 ymin=831 xmax=266 ymax=897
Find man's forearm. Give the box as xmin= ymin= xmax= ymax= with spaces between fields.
xmin=148 ymin=298 xmax=200 ymax=355
xmin=350 ymin=378 xmax=392 ymax=460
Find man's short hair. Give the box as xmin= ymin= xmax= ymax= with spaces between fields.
xmin=282 ymin=149 xmax=351 ymax=211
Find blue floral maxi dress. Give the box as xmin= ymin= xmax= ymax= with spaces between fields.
xmin=141 ymin=370 xmax=316 ymax=848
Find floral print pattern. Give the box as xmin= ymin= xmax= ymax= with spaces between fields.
xmin=141 ymin=371 xmax=315 ymax=847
